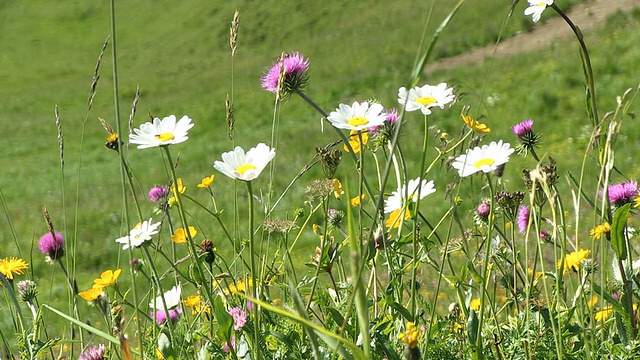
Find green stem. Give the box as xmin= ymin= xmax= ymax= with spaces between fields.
xmin=246 ymin=181 xmax=261 ymax=360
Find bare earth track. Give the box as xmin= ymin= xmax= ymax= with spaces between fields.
xmin=426 ymin=0 xmax=639 ymax=73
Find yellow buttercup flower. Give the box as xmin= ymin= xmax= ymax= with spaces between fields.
xmin=589 ymin=222 xmax=610 ymax=239
xmin=0 ymin=257 xmax=29 ymax=280
xmin=94 ymin=269 xmax=122 ymax=288
xmin=78 ymin=285 xmax=103 ymax=302
xmin=332 ymin=179 xmax=344 ymax=200
xmin=350 ymin=193 xmax=366 ymax=207
xmin=171 ymin=226 xmax=198 ymax=244
xmin=168 ymin=178 xmax=186 ymax=205
xmin=197 ymin=175 xmax=215 ymax=188
xmin=462 ymin=114 xmax=490 ymax=133
xmin=344 ymin=130 xmax=368 ymax=153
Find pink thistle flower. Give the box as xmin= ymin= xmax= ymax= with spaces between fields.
xmin=79 ymin=344 xmax=106 ymax=360
xmin=38 ymin=232 xmax=65 ymax=260
xmin=511 ymin=119 xmax=534 ymax=139
xmin=228 ymin=306 xmax=247 ymax=330
xmin=602 ymin=180 xmax=638 ymax=207
xmin=476 ymin=201 xmax=491 ymax=221
xmin=148 ymin=186 xmax=168 ymax=202
xmin=152 ymin=308 xmax=182 ymax=325
xmin=517 ymin=205 xmax=530 ymax=234
xmin=261 ymin=51 xmax=309 ymax=95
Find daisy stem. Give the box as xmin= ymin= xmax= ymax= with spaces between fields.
xmin=246 ymin=180 xmax=261 ymax=360
xmin=475 ymin=172 xmax=496 ymax=359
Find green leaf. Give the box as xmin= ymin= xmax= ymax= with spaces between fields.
xmin=467 ymin=261 xmax=483 ymax=285
xmin=611 ymin=203 xmax=631 ymax=260
xmin=214 ymin=296 xmax=233 ymax=342
xmin=466 ymin=308 xmax=479 ymax=345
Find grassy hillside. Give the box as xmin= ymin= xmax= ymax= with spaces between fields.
xmin=2 ymin=0 xmax=640 ymax=336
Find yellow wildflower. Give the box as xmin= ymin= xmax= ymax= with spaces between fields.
xmin=344 ymin=130 xmax=368 ymax=153
xmin=78 ymin=285 xmax=103 ymax=302
xmin=558 ymin=248 xmax=591 ymax=274
xmin=595 ymin=306 xmax=613 ymax=322
xmin=589 ymin=222 xmax=610 ymax=239
xmin=385 ymin=207 xmax=411 ymax=229
xmin=462 ymin=114 xmax=490 ymax=133
xmin=0 ymin=257 xmax=29 ymax=280
xmin=93 ymin=269 xmax=122 ymax=288
xmin=197 ymin=175 xmax=215 ymax=188
xmin=183 ymin=294 xmax=211 ymax=315
xmin=332 ymin=179 xmax=344 ymax=200
xmin=350 ymin=193 xmax=366 ymax=207
xmin=469 ymin=298 xmax=481 ymax=311
xmin=171 ymin=226 xmax=198 ymax=244
xmin=398 ymin=322 xmax=420 ymax=349
xmin=168 ymin=178 xmax=186 ymax=205
xmin=587 ymin=295 xmax=599 ymax=308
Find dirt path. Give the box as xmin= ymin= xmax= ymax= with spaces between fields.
xmin=426 ymin=0 xmax=639 ymax=72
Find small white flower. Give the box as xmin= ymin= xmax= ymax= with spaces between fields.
xmin=115 ymin=218 xmax=161 ymax=250
xmin=326 ymin=101 xmax=387 ymax=131
xmin=214 ymin=143 xmax=275 ymax=182
xmin=150 ymin=285 xmax=182 ymax=310
xmin=452 ymin=140 xmax=514 ymax=177
xmin=397 ymin=82 xmax=455 ymax=115
xmin=384 ymin=177 xmax=436 ymax=213
xmin=524 ymin=0 xmax=553 ymax=23
xmin=129 ymin=115 xmax=194 ymax=149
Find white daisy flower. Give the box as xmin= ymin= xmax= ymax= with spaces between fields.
xmin=397 ymin=82 xmax=455 ymax=115
xmin=150 ymin=284 xmax=182 ymax=310
xmin=115 ymin=218 xmax=161 ymax=250
xmin=214 ymin=143 xmax=276 ymax=182
xmin=524 ymin=0 xmax=553 ymax=23
xmin=129 ymin=115 xmax=194 ymax=149
xmin=384 ymin=177 xmax=436 ymax=213
xmin=452 ymin=140 xmax=514 ymax=177
xmin=326 ymin=101 xmax=387 ymax=131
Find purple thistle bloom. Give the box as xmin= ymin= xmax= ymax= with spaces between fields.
xmin=476 ymin=201 xmax=491 ymax=220
xmin=261 ymin=51 xmax=309 ymax=94
xmin=79 ymin=344 xmax=106 ymax=360
xmin=602 ymin=180 xmax=638 ymax=207
xmin=38 ymin=232 xmax=65 ymax=260
xmin=152 ymin=308 xmax=182 ymax=325
xmin=539 ymin=230 xmax=550 ymax=241
xmin=511 ymin=119 xmax=534 ymax=139
xmin=517 ymin=205 xmax=530 ymax=234
xmin=149 ymin=186 xmax=168 ymax=202
xmin=228 ymin=306 xmax=248 ymax=330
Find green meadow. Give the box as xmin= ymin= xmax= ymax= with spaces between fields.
xmin=2 ymin=0 xmax=640 ymax=357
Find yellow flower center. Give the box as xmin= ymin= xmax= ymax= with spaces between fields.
xmin=237 ymin=164 xmax=257 ymax=175
xmin=155 ymin=132 xmax=175 ymax=142
xmin=474 ymin=158 xmax=495 ymax=168
xmin=106 ymin=133 xmax=119 ymax=142
xmin=416 ymin=96 xmax=436 ymax=106
xmin=347 ymin=117 xmax=369 ymax=127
